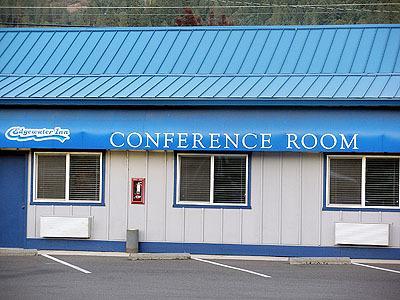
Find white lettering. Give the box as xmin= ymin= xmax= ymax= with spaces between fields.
xmin=209 ymin=133 xmax=221 ymax=149
xmin=145 ymin=132 xmax=160 ymax=148
xmin=340 ymin=133 xmax=358 ymax=150
xmin=177 ymin=133 xmax=189 ymax=148
xmin=110 ymin=131 xmax=125 ymax=148
xmin=260 ymin=133 xmax=272 ymax=149
xmin=224 ymin=133 xmax=239 ymax=149
xmin=242 ymin=133 xmax=257 ymax=149
xmin=163 ymin=132 xmax=174 ymax=148
xmin=192 ymin=133 xmax=206 ymax=149
xmin=301 ymin=133 xmax=318 ymax=150
xmin=127 ymin=132 xmax=142 ymax=148
xmin=321 ymin=133 xmax=337 ymax=150
xmin=287 ymin=133 xmax=300 ymax=149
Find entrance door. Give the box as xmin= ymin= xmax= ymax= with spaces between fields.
xmin=0 ymin=152 xmax=27 ymax=248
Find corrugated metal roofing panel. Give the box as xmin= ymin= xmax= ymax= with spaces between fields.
xmin=214 ymin=77 xmax=246 ymax=97
xmin=243 ymin=77 xmax=275 ymax=97
xmin=349 ymin=77 xmax=376 ymax=98
xmin=380 ymin=76 xmax=400 ymax=98
xmin=30 ymin=77 xmax=70 ymax=97
xmin=0 ymin=74 xmax=399 ymax=102
xmin=304 ymin=76 xmax=333 ymax=98
xmin=364 ymin=28 xmax=391 ymax=73
xmin=99 ymin=76 xmax=137 ymax=97
xmin=129 ymin=76 xmax=164 ymax=97
xmin=364 ymin=76 xmax=391 ymax=98
xmin=380 ymin=28 xmax=400 ymax=73
xmin=1 ymin=25 xmax=399 ymax=76
xmin=142 ymin=76 xmax=179 ymax=97
xmin=103 ymin=31 xmax=141 ymax=74
xmin=157 ymin=76 xmax=192 ymax=97
xmin=200 ymin=77 xmax=233 ymax=98
xmin=229 ymin=77 xmax=260 ymax=97
xmin=0 ymin=76 xmax=30 ymax=97
xmin=307 ymin=29 xmax=336 ymax=73
xmin=17 ymin=76 xmax=58 ymax=97
xmin=157 ymin=31 xmax=192 ymax=74
xmin=333 ymin=76 xmax=361 ymax=98
xmin=29 ymin=32 xmax=67 ymax=74
xmin=113 ymin=76 xmax=150 ymax=97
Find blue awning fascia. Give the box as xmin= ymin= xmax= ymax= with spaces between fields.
xmin=1 ymin=98 xmax=400 ymax=107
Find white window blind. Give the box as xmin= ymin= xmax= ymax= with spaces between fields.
xmin=214 ymin=156 xmax=246 ymax=204
xmin=328 ymin=156 xmax=400 ymax=208
xmin=365 ymin=158 xmax=399 ymax=207
xmin=35 ymin=153 xmax=102 ymax=203
xmin=178 ymin=154 xmax=248 ymax=206
xmin=69 ymin=155 xmax=101 ymax=202
xmin=37 ymin=155 xmax=66 ymax=199
xmin=179 ymin=156 xmax=210 ymax=202
xmin=329 ymin=158 xmax=362 ymax=205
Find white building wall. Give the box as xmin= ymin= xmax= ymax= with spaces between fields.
xmin=27 ymin=151 xmax=400 ymax=248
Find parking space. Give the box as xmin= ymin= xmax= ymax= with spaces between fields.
xmin=0 ymin=255 xmax=399 ymax=299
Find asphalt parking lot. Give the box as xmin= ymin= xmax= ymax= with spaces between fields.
xmin=0 ymin=254 xmax=399 ymax=299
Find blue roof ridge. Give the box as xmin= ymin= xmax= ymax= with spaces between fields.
xmin=1 ymin=73 xmax=399 ymax=78
xmin=1 ymin=24 xmax=399 ymax=32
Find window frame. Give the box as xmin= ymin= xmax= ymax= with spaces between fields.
xmin=33 ymin=152 xmax=103 ymax=204
xmin=326 ymin=155 xmax=400 ymax=210
xmin=175 ymin=153 xmax=250 ymax=208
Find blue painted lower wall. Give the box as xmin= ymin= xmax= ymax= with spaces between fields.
xmin=26 ymin=239 xmax=400 ymax=259
xmin=140 ymin=242 xmax=400 ymax=260
xmin=26 ymin=238 xmax=126 ymax=252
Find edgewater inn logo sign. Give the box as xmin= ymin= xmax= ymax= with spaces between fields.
xmin=5 ymin=126 xmax=71 ymax=143
xmin=109 ymin=131 xmax=359 ymax=151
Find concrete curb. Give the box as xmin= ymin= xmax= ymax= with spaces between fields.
xmin=129 ymin=253 xmax=191 ymax=260
xmin=38 ymin=250 xmax=129 ymax=257
xmin=289 ymin=257 xmax=351 ymax=265
xmin=0 ymin=248 xmax=38 ymax=256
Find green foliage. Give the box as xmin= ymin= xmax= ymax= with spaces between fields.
xmin=0 ymin=0 xmax=398 ymax=27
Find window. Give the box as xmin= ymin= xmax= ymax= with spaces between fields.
xmin=327 ymin=155 xmax=399 ymax=208
xmin=34 ymin=152 xmax=102 ymax=203
xmin=177 ymin=153 xmax=248 ymax=206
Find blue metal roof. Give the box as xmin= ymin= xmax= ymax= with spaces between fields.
xmin=0 ymin=24 xmax=399 ymax=106
xmin=0 ymin=74 xmax=399 ymax=100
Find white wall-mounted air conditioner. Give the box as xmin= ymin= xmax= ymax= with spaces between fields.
xmin=40 ymin=217 xmax=92 ymax=238
xmin=335 ymin=223 xmax=390 ymax=246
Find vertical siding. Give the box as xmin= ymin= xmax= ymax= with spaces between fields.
xmin=222 ymin=210 xmax=241 ymax=243
xmin=26 ymin=150 xmax=400 ymax=249
xmin=146 ymin=152 xmax=166 ymax=241
xmin=300 ymin=153 xmax=321 ymax=246
xmin=108 ymin=151 xmax=128 ymax=240
xmin=165 ymin=151 xmax=184 ymax=242
xmin=261 ymin=153 xmax=281 ymax=244
xmin=281 ymin=153 xmax=302 ymax=245
xmin=203 ymin=209 xmax=222 ymax=243
xmin=242 ymin=152 xmax=261 ymax=244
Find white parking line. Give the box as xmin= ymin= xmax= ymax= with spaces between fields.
xmin=192 ymin=257 xmax=271 ymax=278
xmin=352 ymin=262 xmax=400 ymax=274
xmin=40 ymin=253 xmax=91 ymax=274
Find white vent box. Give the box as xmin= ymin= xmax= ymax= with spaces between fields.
xmin=335 ymin=223 xmax=390 ymax=246
xmin=40 ymin=217 xmax=91 ymax=238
